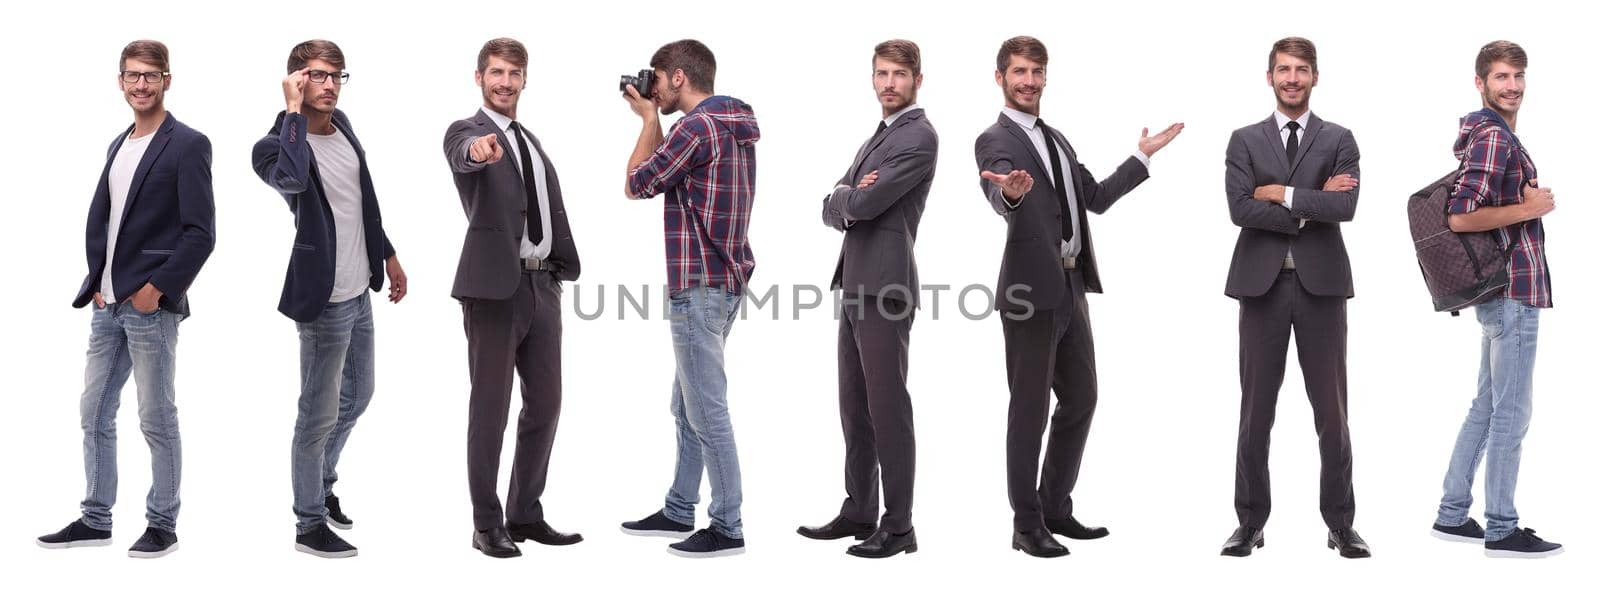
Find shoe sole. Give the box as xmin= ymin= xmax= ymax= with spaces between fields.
xmin=620 ymin=526 xmax=695 ymax=539
xmin=1012 ymin=544 xmax=1071 ymax=558
xmin=328 ymin=519 xmax=353 ymax=531
xmin=295 ymin=543 xmax=358 ymax=559
xmin=471 ymin=540 xmax=522 ymax=558
xmin=36 ymin=538 xmax=112 ymax=549
xmin=1431 ymin=529 xmax=1485 ymax=544
xmin=1486 ymin=547 xmax=1565 ymax=559
xmin=795 ymin=528 xmax=875 ymax=541
xmin=128 ymin=543 xmax=179 ymax=559
xmin=666 ymin=545 xmax=746 ymax=559
xmin=846 ymin=544 xmax=918 ymax=558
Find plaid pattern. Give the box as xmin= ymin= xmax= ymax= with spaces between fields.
xmin=1447 ymin=109 xmax=1549 ymax=308
xmin=628 ymin=96 xmax=759 ymax=295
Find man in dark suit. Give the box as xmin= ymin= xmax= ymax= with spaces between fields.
xmin=974 ymin=35 xmax=1182 ymax=558
xmin=799 ymin=39 xmax=936 ymax=559
xmin=36 ymin=40 xmax=215 ymax=560
xmin=1219 ymin=37 xmax=1369 ymax=559
xmin=442 ymin=38 xmax=583 ymax=559
xmin=251 ymin=40 xmax=407 ymax=559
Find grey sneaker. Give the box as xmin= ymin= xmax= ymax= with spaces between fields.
xmin=128 ymin=527 xmax=179 ymax=559
xmin=1485 ymin=528 xmax=1563 ymax=558
xmin=667 ymin=528 xmax=746 ymax=558
xmin=1431 ymin=518 xmax=1486 ymax=543
xmin=36 ymin=520 xmax=112 ymax=549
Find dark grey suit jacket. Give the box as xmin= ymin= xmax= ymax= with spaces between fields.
xmin=975 ymin=113 xmax=1148 ymax=312
xmin=822 ymin=108 xmax=937 ymax=307
xmin=1223 ymin=113 xmax=1359 ymax=299
xmin=443 ymin=109 xmax=580 ymax=300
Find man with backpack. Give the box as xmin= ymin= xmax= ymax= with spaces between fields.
xmin=1429 ymin=40 xmax=1563 ymax=558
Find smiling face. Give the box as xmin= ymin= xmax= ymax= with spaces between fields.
xmin=119 ymin=58 xmax=168 ymax=115
xmin=1268 ymin=51 xmax=1317 ymax=115
xmin=300 ymin=58 xmax=342 ymax=114
xmin=873 ymin=56 xmax=920 ymax=115
xmin=996 ymin=54 xmax=1045 ymax=115
xmin=476 ymin=55 xmax=526 ymax=117
xmin=1476 ymin=60 xmax=1525 ymax=118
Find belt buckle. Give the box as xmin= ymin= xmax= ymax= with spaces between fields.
xmin=1062 ymin=256 xmax=1077 ymax=270
xmin=522 ymin=257 xmax=546 ymax=271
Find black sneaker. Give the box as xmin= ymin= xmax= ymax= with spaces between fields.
xmin=326 ymin=494 xmax=354 ymax=530
xmin=667 ymin=528 xmax=746 ymax=558
xmin=128 ymin=527 xmax=179 ymax=559
xmin=295 ymin=523 xmax=359 ymax=559
xmin=620 ymin=510 xmax=694 ymax=538
xmin=36 ymin=520 xmax=112 ymax=549
xmin=1432 ymin=518 xmax=1486 ymax=543
xmin=1485 ymin=528 xmax=1563 ymax=558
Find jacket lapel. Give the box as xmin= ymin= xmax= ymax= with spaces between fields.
xmin=119 ymin=114 xmax=176 ymax=222
xmin=1258 ymin=115 xmax=1289 ymax=177
xmin=849 ymin=108 xmax=921 ymax=181
xmin=1288 ymin=113 xmax=1323 ymax=178
xmin=999 ymin=113 xmax=1050 ymax=181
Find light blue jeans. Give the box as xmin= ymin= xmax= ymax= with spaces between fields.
xmin=79 ymin=302 xmax=184 ymax=532
xmin=1436 ymin=297 xmax=1541 ymax=541
xmin=661 ymin=286 xmax=745 ymax=539
xmin=291 ymin=293 xmax=376 ymax=534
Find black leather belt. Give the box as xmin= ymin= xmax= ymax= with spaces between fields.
xmin=521 ymin=257 xmax=549 ymax=271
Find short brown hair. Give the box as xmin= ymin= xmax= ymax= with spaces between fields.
xmin=1268 ymin=37 xmax=1318 ymax=73
xmin=996 ymin=36 xmax=1047 ymax=72
xmin=120 ymin=40 xmax=169 ymax=72
xmin=478 ymin=37 xmax=528 ymax=72
xmin=1476 ymin=40 xmax=1527 ymax=79
xmin=650 ymin=39 xmax=716 ymax=94
xmin=874 ymin=39 xmax=921 ymax=76
xmin=287 ymin=39 xmax=345 ymax=74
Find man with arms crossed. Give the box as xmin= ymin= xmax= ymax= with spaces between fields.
xmin=618 ymin=39 xmax=759 ymax=559
xmin=800 ymin=39 xmax=936 ymax=559
xmin=975 ymin=35 xmax=1182 ymax=558
xmin=252 ymin=39 xmax=407 ymax=559
xmin=1220 ymin=37 xmax=1369 ymax=559
xmin=443 ymin=37 xmax=584 ymax=559
xmin=1429 ymin=40 xmax=1563 ymax=559
xmin=36 ymin=39 xmax=215 ymax=560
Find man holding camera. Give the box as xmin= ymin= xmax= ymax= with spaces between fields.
xmin=443 ymin=37 xmax=584 ymax=559
xmin=800 ymin=39 xmax=936 ymax=559
xmin=618 ymin=39 xmax=759 ymax=559
xmin=251 ymin=39 xmax=406 ymax=559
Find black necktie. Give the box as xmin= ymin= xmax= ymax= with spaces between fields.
xmin=1037 ymin=119 xmax=1073 ymax=244
xmin=1285 ymin=120 xmax=1301 ymax=167
xmin=508 ymin=122 xmax=544 ymax=246
xmin=874 ymin=121 xmax=888 ymax=138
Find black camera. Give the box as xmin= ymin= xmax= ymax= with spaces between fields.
xmin=619 ymin=69 xmax=656 ymax=98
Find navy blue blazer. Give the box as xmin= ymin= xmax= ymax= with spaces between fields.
xmin=75 ymin=113 xmax=216 ymax=315
xmin=252 ymin=110 xmax=396 ymax=323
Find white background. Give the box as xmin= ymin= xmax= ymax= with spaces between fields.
xmin=1 ymin=0 xmax=1592 ymax=591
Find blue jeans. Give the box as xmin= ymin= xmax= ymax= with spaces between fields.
xmin=662 ymin=286 xmax=745 ymax=539
xmin=1437 ymin=297 xmax=1540 ymax=541
xmin=79 ymin=302 xmax=184 ymax=532
xmin=291 ymin=293 xmax=376 ymax=534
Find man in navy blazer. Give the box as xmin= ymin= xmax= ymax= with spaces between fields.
xmin=37 ymin=40 xmax=215 ymax=560
xmin=251 ymin=40 xmax=406 ymax=559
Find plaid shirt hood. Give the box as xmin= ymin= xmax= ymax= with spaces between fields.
xmin=698 ymin=96 xmax=761 ymax=145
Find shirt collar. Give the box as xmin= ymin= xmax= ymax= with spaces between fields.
xmin=479 ymin=106 xmax=515 ymax=132
xmin=883 ymin=104 xmax=919 ymax=128
xmin=1273 ymin=109 xmax=1311 ymax=131
xmin=1002 ymin=106 xmax=1040 ymax=130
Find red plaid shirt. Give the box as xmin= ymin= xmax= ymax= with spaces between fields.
xmin=1447 ymin=108 xmax=1549 ymax=308
xmin=627 ymin=96 xmax=759 ymax=296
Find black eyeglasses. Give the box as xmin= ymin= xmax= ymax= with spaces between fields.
xmin=307 ymin=70 xmax=351 ymax=85
xmin=120 ymin=70 xmax=169 ymax=84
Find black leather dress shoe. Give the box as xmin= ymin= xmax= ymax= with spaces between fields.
xmin=507 ymin=520 xmax=583 ymax=546
xmin=1328 ymin=528 xmax=1372 ymax=558
xmin=846 ymin=528 xmax=917 ymax=558
xmin=472 ymin=527 xmax=521 ymax=558
xmin=1012 ymin=529 xmax=1070 ymax=558
xmin=797 ymin=516 xmax=877 ymax=541
xmin=1045 ymin=516 xmax=1110 ymax=540
xmin=1220 ymin=526 xmax=1264 ymax=557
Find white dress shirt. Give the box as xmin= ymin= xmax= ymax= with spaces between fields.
xmin=476 ymin=107 xmax=554 ymax=260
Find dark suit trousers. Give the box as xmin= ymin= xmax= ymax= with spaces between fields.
xmin=1001 ymin=269 xmax=1097 ymax=532
xmin=1234 ymin=270 xmax=1355 ymax=530
xmin=836 ymin=294 xmax=916 ymax=534
xmin=464 ymin=270 xmax=564 ymax=530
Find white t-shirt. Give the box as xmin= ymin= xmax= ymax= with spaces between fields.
xmin=306 ymin=128 xmax=371 ymax=303
xmin=101 ymin=131 xmax=155 ymax=303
